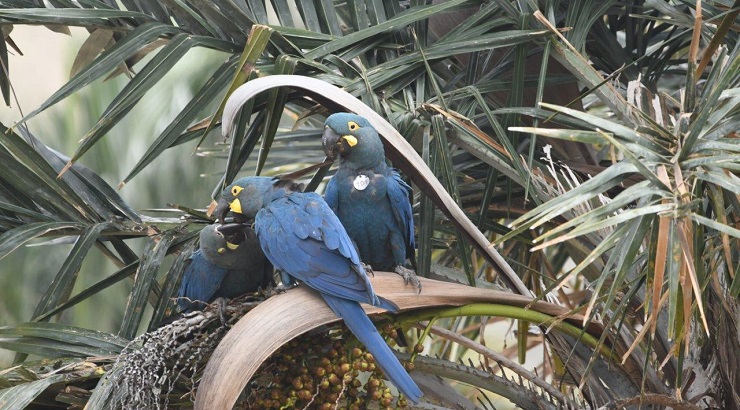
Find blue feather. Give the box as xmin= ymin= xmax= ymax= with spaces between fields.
xmin=324 ymin=177 xmax=339 ymax=213
xmin=176 ymin=250 xmax=229 ymax=312
xmin=322 ymin=294 xmax=421 ymax=403
xmin=175 ymin=224 xmax=272 ymax=314
xmin=224 ymin=176 xmax=418 ymax=402
xmin=388 ymin=171 xmax=415 ymax=253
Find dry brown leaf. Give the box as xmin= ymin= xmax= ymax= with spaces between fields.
xmin=70 ymin=29 xmax=114 ymax=78
xmin=651 ymin=165 xmax=671 ymax=333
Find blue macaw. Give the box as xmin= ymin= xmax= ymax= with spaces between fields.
xmin=214 ymin=176 xmax=422 ymax=404
xmin=321 ymin=113 xmax=420 ymax=290
xmin=176 ymin=223 xmax=273 ymax=313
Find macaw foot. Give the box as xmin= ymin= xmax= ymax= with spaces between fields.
xmin=394 ymin=265 xmax=422 ymax=293
xmin=351 ymin=263 xmax=374 ymax=277
xmin=362 ymin=263 xmax=374 ymax=276
xmin=261 ymin=283 xmax=296 ymax=299
xmin=260 ymin=286 xmax=282 ymax=299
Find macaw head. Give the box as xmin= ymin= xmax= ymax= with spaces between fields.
xmin=198 ymin=223 xmax=256 ymax=269
xmin=214 ymin=176 xmax=302 ymax=223
xmin=322 ymin=113 xmax=385 ymax=169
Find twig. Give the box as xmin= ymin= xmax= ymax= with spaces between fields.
xmin=414 ymin=322 xmax=578 ymax=408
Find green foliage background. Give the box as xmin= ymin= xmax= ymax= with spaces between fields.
xmin=0 ymin=31 xmax=225 ymax=357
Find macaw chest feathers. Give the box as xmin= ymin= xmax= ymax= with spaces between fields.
xmin=338 ymin=171 xmax=387 ymax=200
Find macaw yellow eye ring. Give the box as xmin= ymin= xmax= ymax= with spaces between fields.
xmin=231 ymin=186 xmax=244 ymax=196
xmin=348 ymin=121 xmax=359 ymax=131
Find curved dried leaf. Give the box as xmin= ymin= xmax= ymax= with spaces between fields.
xmin=221 ymin=74 xmax=530 ymax=295
xmin=196 ymin=271 xmax=597 ymax=409
xmin=70 ymin=28 xmax=114 ymax=77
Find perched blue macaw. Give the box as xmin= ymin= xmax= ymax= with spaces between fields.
xmin=176 ymin=223 xmax=273 ymax=313
xmin=214 ymin=176 xmax=422 ymax=403
xmin=321 ymin=113 xmax=420 ymax=290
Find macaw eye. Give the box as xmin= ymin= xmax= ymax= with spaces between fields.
xmin=231 ymin=186 xmax=244 ymax=196
xmin=348 ymin=121 xmax=359 ymax=131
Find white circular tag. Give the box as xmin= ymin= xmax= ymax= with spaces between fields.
xmin=353 ymin=175 xmax=370 ymax=191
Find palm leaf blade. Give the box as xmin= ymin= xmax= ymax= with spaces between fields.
xmin=17 ymin=22 xmax=183 ymax=124
xmin=0 ymin=374 xmax=68 ymax=410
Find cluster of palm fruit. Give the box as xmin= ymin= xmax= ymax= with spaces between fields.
xmin=243 ymin=322 xmax=412 ymax=409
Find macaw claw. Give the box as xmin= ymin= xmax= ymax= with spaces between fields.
xmin=362 ymin=263 xmax=374 ymax=276
xmin=261 ymin=281 xmax=296 ymax=298
xmin=395 ymin=265 xmax=422 ymax=293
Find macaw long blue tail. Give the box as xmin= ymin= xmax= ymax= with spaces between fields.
xmin=321 ymin=294 xmax=422 ymax=404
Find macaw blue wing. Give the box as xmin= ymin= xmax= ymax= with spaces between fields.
xmin=387 ymin=170 xmax=415 ymax=253
xmin=255 ymin=193 xmax=397 ymax=311
xmin=324 ymin=177 xmax=339 ymax=214
xmin=176 ymin=250 xmax=229 ymax=312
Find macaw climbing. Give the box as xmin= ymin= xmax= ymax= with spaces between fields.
xmin=176 ymin=223 xmax=273 ymax=313
xmin=214 ymin=176 xmax=423 ymax=404
xmin=321 ymin=113 xmax=421 ymax=291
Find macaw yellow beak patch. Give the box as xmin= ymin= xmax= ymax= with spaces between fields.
xmin=226 ymin=242 xmax=240 ymax=250
xmin=229 ymin=198 xmax=242 ymax=214
xmin=342 ymin=135 xmax=358 ymax=147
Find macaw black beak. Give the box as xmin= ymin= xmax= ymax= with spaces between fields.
xmin=214 ymin=198 xmax=231 ymax=223
xmin=216 ymin=222 xmax=248 ymax=247
xmin=321 ymin=127 xmax=344 ymax=160
xmin=216 ymin=222 xmax=244 ymax=236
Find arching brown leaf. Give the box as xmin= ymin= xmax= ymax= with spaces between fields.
xmin=196 ymin=271 xmax=601 ymax=409
xmin=221 ymin=75 xmax=530 ymax=295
